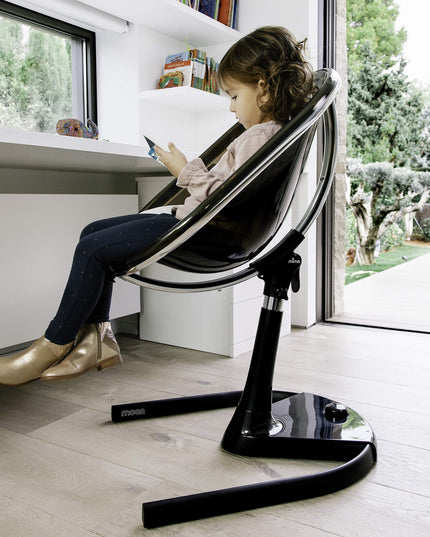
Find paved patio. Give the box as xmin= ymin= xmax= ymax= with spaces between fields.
xmin=335 ymin=251 xmax=430 ymax=332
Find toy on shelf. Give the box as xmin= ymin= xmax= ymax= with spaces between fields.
xmin=56 ymin=118 xmax=99 ymax=139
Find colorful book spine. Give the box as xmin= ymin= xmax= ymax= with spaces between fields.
xmin=161 ymin=48 xmax=220 ymax=94
xmin=231 ymin=0 xmax=238 ymax=29
xmin=165 ymin=50 xmax=190 ymax=64
xmin=198 ymin=0 xmax=217 ymax=19
xmin=217 ymin=0 xmax=230 ymax=26
xmin=179 ymin=0 xmax=237 ymax=29
xmin=163 ymin=59 xmax=193 ymax=87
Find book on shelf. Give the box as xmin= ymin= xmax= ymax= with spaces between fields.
xmin=159 ymin=48 xmax=219 ymax=94
xmin=177 ymin=0 xmax=238 ymax=29
xmin=198 ymin=0 xmax=219 ymax=19
xmin=217 ymin=0 xmax=238 ymax=29
xmin=161 ymin=59 xmax=193 ymax=88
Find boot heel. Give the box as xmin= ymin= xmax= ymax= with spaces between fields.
xmin=97 ymin=354 xmax=123 ymax=371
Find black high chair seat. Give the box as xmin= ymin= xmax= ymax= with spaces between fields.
xmin=111 ymin=69 xmax=377 ymax=529
xmin=119 ymin=68 xmax=336 ymax=282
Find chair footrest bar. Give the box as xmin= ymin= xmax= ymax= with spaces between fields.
xmin=111 ymin=391 xmax=242 ymax=422
xmin=142 ymin=443 xmax=376 ymax=528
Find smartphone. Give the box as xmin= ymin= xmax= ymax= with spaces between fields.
xmin=144 ymin=135 xmax=161 ymax=161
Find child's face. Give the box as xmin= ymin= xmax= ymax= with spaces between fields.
xmin=223 ymin=78 xmax=268 ymax=129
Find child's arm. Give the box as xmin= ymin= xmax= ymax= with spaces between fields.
xmin=176 ymin=128 xmax=274 ymax=202
xmin=176 ymin=153 xmax=234 ymax=202
xmin=154 ymin=142 xmax=188 ymax=178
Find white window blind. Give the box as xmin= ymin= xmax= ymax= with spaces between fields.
xmin=10 ymin=0 xmax=128 ymax=33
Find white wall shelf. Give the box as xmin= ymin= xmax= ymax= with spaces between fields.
xmin=78 ymin=0 xmax=240 ymax=45
xmin=0 ymin=128 xmax=164 ymax=173
xmin=139 ymin=86 xmax=229 ymax=112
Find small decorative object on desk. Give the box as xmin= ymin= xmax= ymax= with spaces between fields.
xmin=56 ymin=118 xmax=99 ymax=139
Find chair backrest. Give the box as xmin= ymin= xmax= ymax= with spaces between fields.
xmin=120 ymin=69 xmax=339 ymax=276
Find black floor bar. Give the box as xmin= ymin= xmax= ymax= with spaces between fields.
xmin=111 ymin=391 xmax=243 ymax=422
xmin=142 ymin=443 xmax=375 ymax=528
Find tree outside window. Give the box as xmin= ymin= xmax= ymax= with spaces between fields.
xmin=345 ymin=0 xmax=430 ymax=267
xmin=0 ymin=2 xmax=96 ymax=134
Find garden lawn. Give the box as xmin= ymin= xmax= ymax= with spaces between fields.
xmin=345 ymin=243 xmax=430 ymax=285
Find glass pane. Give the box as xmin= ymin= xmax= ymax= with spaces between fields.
xmin=0 ymin=13 xmax=79 ymax=134
xmin=329 ymin=0 xmax=430 ymax=333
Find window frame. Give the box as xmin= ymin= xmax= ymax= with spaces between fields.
xmin=317 ymin=0 xmax=337 ymax=321
xmin=0 ymin=0 xmax=97 ymax=126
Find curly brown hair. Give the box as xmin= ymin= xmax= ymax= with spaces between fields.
xmin=218 ymin=26 xmax=315 ymax=124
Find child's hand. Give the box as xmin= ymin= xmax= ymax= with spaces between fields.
xmin=155 ymin=142 xmax=188 ymax=178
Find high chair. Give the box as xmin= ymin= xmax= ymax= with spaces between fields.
xmin=110 ymin=69 xmax=377 ymax=528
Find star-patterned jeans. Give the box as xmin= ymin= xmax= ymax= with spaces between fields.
xmin=45 ymin=213 xmax=179 ymax=344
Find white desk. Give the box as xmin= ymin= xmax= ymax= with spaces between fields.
xmin=0 ymin=129 xmax=168 ymax=350
xmin=0 ymin=127 xmax=164 ymax=174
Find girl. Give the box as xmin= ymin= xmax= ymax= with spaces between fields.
xmin=0 ymin=26 xmax=314 ymax=386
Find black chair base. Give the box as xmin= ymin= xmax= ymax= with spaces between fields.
xmin=112 ymin=248 xmax=376 ymax=529
xmin=112 ymin=390 xmax=376 ymax=529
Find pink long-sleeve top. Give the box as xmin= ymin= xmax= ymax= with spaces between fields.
xmin=173 ymin=120 xmax=282 ymax=220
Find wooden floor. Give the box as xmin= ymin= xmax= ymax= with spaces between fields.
xmin=0 ymin=323 xmax=429 ymax=536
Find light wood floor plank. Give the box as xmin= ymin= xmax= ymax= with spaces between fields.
xmin=29 ymin=407 xmax=337 ymax=490
xmin=0 ymin=494 xmax=103 ymax=537
xmin=0 ymin=385 xmax=81 ymax=434
xmin=0 ymin=324 xmax=428 ymax=536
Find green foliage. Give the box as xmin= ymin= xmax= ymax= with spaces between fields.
xmin=346 ymin=0 xmax=429 ymax=167
xmin=345 ymin=243 xmax=430 ymax=285
xmin=345 ymin=171 xmax=406 ymax=254
xmin=346 ymin=158 xmax=430 ymax=263
xmin=347 ymin=46 xmax=427 ymax=166
xmin=345 ymin=207 xmax=358 ymax=249
xmin=0 ymin=16 xmax=27 ymax=128
xmin=347 ymin=159 xmax=430 ymax=218
xmin=0 ymin=15 xmax=73 ymax=133
xmin=379 ymin=221 xmax=405 ymax=250
xmin=347 ymin=0 xmax=406 ymax=72
xmin=422 ymin=218 xmax=430 ymax=241
xmin=413 ymin=99 xmax=430 ymax=169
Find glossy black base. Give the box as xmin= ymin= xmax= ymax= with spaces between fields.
xmin=112 ymin=390 xmax=376 ymax=529
xmin=222 ymin=391 xmax=377 ymax=462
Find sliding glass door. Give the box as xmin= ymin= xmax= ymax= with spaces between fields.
xmin=320 ymin=0 xmax=430 ymax=334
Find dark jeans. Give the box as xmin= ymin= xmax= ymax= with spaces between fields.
xmin=45 ymin=213 xmax=179 ymax=345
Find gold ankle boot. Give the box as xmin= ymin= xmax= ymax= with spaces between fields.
xmin=0 ymin=336 xmax=73 ymax=387
xmin=40 ymin=322 xmax=122 ymax=381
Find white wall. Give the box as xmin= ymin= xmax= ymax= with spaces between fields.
xmin=238 ymin=0 xmax=318 ymax=59
xmin=96 ymin=25 xmax=140 ymax=145
xmin=0 ymin=194 xmax=139 ymax=349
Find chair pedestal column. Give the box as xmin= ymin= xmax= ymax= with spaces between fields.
xmin=221 ymin=301 xmax=287 ymax=452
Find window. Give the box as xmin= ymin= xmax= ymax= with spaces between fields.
xmin=0 ymin=0 xmax=96 ymax=134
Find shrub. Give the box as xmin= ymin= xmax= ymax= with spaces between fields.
xmin=380 ymin=222 xmax=406 ymax=251
xmin=422 ymin=218 xmax=430 ymax=241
